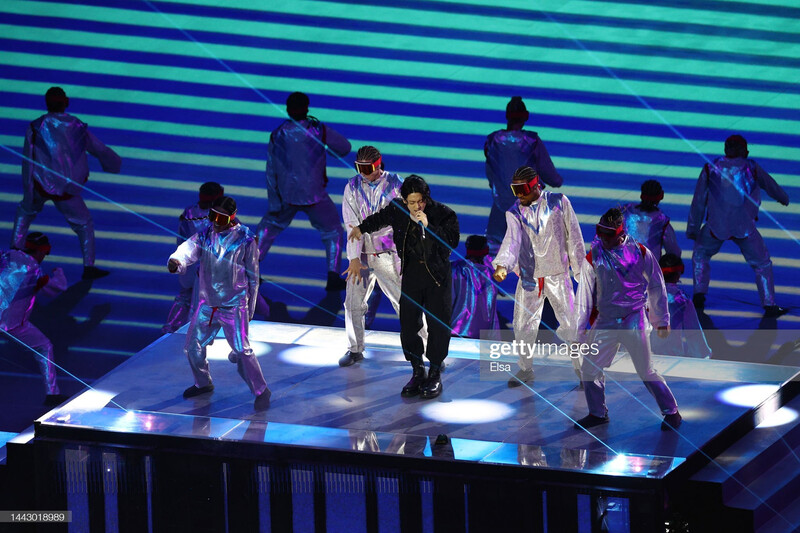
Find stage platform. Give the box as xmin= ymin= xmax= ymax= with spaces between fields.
xmin=20 ymin=322 xmax=800 ymax=532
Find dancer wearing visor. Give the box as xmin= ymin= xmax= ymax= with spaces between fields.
xmin=574 ymin=208 xmax=681 ymax=431
xmin=348 ymin=175 xmax=459 ymax=399
xmin=493 ymin=166 xmax=585 ymax=387
xmin=687 ymin=135 xmax=790 ymax=317
xmin=256 ymin=92 xmax=351 ymax=291
xmin=168 ymin=196 xmax=271 ymax=411
xmin=12 ymin=87 xmax=122 ymax=280
xmin=161 ymin=182 xmax=224 ymax=334
xmin=340 ymin=146 xmax=406 ymax=367
xmin=484 ymin=96 xmax=563 ymax=252
xmin=0 ymin=232 xmax=67 ymax=405
xmin=621 ymin=180 xmax=681 ymax=261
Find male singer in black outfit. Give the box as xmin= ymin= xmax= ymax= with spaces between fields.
xmin=348 ymin=175 xmax=459 ymax=399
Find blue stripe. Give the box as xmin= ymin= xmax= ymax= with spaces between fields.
xmin=4 ymin=14 xmax=800 ymax=96
xmin=5 ymin=58 xmax=800 ymax=132
xmin=24 ymin=0 xmax=800 ymax=44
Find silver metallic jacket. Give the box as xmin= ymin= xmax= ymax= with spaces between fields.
xmin=450 ymin=256 xmax=499 ymax=337
xmin=621 ymin=203 xmax=680 ymax=260
xmin=484 ymin=129 xmax=563 ymax=211
xmin=169 ymin=224 xmax=259 ymax=318
xmin=575 ymin=236 xmax=669 ymax=336
xmin=493 ymin=191 xmax=585 ymax=290
xmin=0 ymin=250 xmax=67 ymax=330
xmin=342 ymin=171 xmax=401 ymax=259
xmin=687 ymin=156 xmax=789 ymax=240
xmin=266 ymin=118 xmax=351 ymax=208
xmin=23 ymin=112 xmax=121 ymax=196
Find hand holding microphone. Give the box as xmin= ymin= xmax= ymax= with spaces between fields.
xmin=412 ymin=210 xmax=428 ymax=238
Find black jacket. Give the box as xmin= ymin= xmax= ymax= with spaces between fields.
xmin=358 ymin=198 xmax=460 ymax=285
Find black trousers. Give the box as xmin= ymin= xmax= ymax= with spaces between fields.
xmin=399 ymin=260 xmax=452 ymax=367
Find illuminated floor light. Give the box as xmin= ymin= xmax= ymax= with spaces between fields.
xmin=59 ymin=388 xmax=119 ymax=412
xmin=205 ymin=341 xmax=271 ymax=361
xmin=757 ymin=407 xmax=799 ymax=428
xmin=420 ymin=399 xmax=515 ymax=424
xmin=278 ymin=345 xmax=342 ymax=367
xmin=716 ymin=384 xmax=779 ymax=407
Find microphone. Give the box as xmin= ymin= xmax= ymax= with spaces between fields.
xmin=418 ymin=219 xmax=426 ymax=239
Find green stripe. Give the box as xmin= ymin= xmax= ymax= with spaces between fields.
xmin=3 ymin=139 xmax=799 ymax=193
xmin=3 ymin=77 xmax=800 ymax=138
xmin=552 ymin=1 xmax=799 ymax=34
xmin=2 ymin=49 xmax=797 ymax=124
xmin=5 ymin=104 xmax=800 ymax=174
xmin=2 ymin=3 xmax=798 ymax=84
xmin=1 ymin=30 xmax=798 ymax=115
xmin=154 ymin=0 xmax=800 ymax=51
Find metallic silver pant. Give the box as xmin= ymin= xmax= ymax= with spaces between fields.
xmin=184 ymin=304 xmax=267 ymax=396
xmin=344 ymin=252 xmax=427 ymax=353
xmin=512 ymin=272 xmax=580 ymax=372
xmin=581 ymin=310 xmax=678 ymax=418
xmin=12 ymin=191 xmax=95 ymax=266
xmin=6 ymin=322 xmax=59 ymax=395
xmin=692 ymin=224 xmax=775 ymax=306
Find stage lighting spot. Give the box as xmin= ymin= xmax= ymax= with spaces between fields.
xmin=420 ymin=399 xmax=515 ymax=424
xmin=206 ymin=341 xmax=271 ymax=361
xmin=716 ymin=384 xmax=779 ymax=408
xmin=278 ymin=345 xmax=341 ymax=367
xmin=757 ymin=407 xmax=798 ymax=428
xmin=62 ymin=388 xmax=119 ymax=411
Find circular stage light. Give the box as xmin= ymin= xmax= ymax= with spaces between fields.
xmin=716 ymin=384 xmax=779 ymax=408
xmin=206 ymin=341 xmax=271 ymax=361
xmin=420 ymin=399 xmax=515 ymax=424
xmin=278 ymin=345 xmax=341 ymax=367
xmin=757 ymin=407 xmax=799 ymax=428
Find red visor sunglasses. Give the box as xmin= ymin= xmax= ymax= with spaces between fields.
xmin=209 ymin=209 xmax=236 ymax=225
xmin=595 ymin=224 xmax=624 ymax=237
xmin=355 ymin=156 xmax=382 ymax=175
xmin=510 ymin=175 xmax=540 ymax=196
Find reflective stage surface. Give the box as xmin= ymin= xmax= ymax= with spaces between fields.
xmin=37 ymin=322 xmax=800 ymax=480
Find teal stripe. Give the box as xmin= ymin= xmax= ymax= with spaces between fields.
xmin=2 ymin=77 xmax=800 ymax=138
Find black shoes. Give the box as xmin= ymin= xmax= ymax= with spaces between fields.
xmin=254 ymin=389 xmax=272 ymax=411
xmin=661 ymin=412 xmax=683 ymax=431
xmin=420 ymin=367 xmax=442 ymax=399
xmin=82 ymin=266 xmax=110 ymax=280
xmin=326 ymin=271 xmax=347 ymax=291
xmin=508 ymin=368 xmax=534 ymax=388
xmin=574 ymin=413 xmax=609 ymax=430
xmin=764 ymin=306 xmax=789 ymax=318
xmin=183 ymin=384 xmax=214 ymax=398
xmin=339 ymin=351 xmax=364 ymax=367
xmin=401 ymin=365 xmax=427 ymax=397
xmin=692 ymin=293 xmax=705 ymax=310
